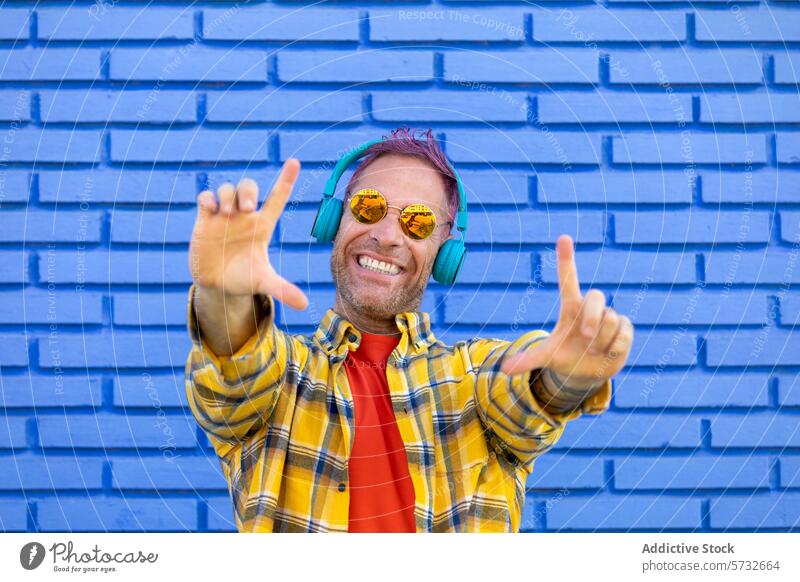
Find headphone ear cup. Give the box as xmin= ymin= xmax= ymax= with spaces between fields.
xmin=310 ymin=197 xmax=343 ymax=243
xmin=432 ymin=238 xmax=466 ymax=286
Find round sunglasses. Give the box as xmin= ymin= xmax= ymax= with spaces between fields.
xmin=348 ymin=188 xmax=450 ymax=241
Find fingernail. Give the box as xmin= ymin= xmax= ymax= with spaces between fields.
xmin=241 ymin=200 xmax=254 ymax=211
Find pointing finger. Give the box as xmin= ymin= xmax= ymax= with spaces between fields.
xmin=556 ymin=234 xmax=582 ymax=309
xmin=260 ymin=158 xmax=300 ymax=222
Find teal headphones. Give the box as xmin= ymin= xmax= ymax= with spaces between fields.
xmin=309 ymin=137 xmax=468 ymax=285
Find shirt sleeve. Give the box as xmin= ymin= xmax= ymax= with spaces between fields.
xmin=184 ymin=283 xmax=305 ymax=459
xmin=469 ymin=330 xmax=612 ymax=470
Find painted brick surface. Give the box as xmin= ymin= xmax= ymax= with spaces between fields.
xmin=1 ymin=1 xmax=797 ymax=534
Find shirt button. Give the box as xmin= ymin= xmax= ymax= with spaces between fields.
xmin=348 ymin=333 xmax=357 ymax=342
xmin=338 ymin=482 xmax=346 ymax=492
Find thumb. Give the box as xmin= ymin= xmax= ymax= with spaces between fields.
xmin=501 ymin=341 xmax=551 ymax=376
xmin=258 ymin=273 xmax=309 ymax=311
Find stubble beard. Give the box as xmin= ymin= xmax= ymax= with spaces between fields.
xmin=330 ymin=242 xmax=430 ymax=319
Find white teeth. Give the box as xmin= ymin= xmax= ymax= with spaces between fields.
xmin=357 ymin=255 xmax=400 ymax=276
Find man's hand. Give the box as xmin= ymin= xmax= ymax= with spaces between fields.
xmin=500 ymin=235 xmax=633 ymax=387
xmin=188 ymin=159 xmax=308 ymax=356
xmin=189 ymin=158 xmax=308 ymax=310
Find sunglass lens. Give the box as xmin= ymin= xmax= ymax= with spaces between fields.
xmin=400 ymin=205 xmax=436 ymax=240
xmin=350 ymin=189 xmax=387 ymax=224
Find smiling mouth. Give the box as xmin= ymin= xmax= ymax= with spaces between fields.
xmin=354 ymin=254 xmax=403 ymax=277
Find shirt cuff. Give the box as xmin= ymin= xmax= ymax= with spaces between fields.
xmin=529 ymin=368 xmax=612 ymax=422
xmin=186 ymin=283 xmax=276 ymax=374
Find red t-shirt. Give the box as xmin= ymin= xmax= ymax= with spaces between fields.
xmin=344 ymin=330 xmax=416 ymax=533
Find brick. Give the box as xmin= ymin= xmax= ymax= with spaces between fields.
xmin=38 ymin=251 xmax=192 ymax=285
xmin=37 ymin=497 xmax=197 ymax=531
xmin=476 ymin=210 xmax=605 ymax=243
xmin=614 ymin=211 xmax=771 ymax=244
xmin=614 ymin=290 xmax=768 ymax=326
xmin=781 ymin=294 xmax=800 ymax=326
xmin=546 ymin=495 xmax=701 ymax=530
xmin=41 ymin=91 xmax=197 ymax=124
xmin=541 ymin=250 xmax=696 ymax=284
xmin=696 ymin=8 xmax=800 ymax=42
xmin=615 ymin=457 xmax=770 ymax=490
xmin=445 ymin=290 xmax=559 ymax=325
xmin=0 ymin=9 xmax=30 ymax=39
xmin=207 ymin=91 xmax=362 ymax=123
xmin=701 ymin=170 xmax=800 ymax=203
xmin=457 ymin=170 xmax=530 ymax=205
xmin=0 ymin=49 xmax=102 ymax=81
xmin=207 ymin=497 xmax=236 ymax=531
xmin=710 ymin=495 xmax=800 ymax=529
xmin=629 ymin=331 xmax=698 ymax=367
xmin=613 ymin=134 xmax=767 ymax=165
xmin=778 ymin=373 xmax=800 ymax=407
xmin=372 ymin=91 xmax=527 ymax=122
xmin=277 ymin=51 xmax=434 ymax=83
xmin=700 ymin=94 xmax=800 ymax=124
xmin=37 ymin=413 xmax=198 ymax=449
xmin=113 ymin=292 xmax=187 ymax=327
xmin=774 ymin=53 xmax=800 ymax=85
xmin=205 ymin=8 xmax=359 ymax=41
xmin=0 ymin=172 xmax=30 ymax=203
xmin=705 ymin=251 xmax=800 ymax=285
xmin=38 ymin=331 xmax=191 ymax=369
xmin=110 ymin=130 xmax=268 ymax=164
xmin=538 ymin=92 xmax=691 ymax=125
xmin=0 ymin=418 xmax=27 ymax=449
xmin=614 ymin=371 xmax=771 ymax=409
xmin=113 ymin=373 xmax=189 ymax=409
xmin=38 ymin=7 xmax=194 ymax=40
xmin=777 ymin=134 xmax=800 ymax=165
xmin=781 ymin=457 xmax=800 ymax=488
xmin=534 ymin=9 xmax=686 ymax=42
xmin=0 ymin=89 xmax=31 ymax=121
xmin=0 ymin=290 xmax=104 ymax=325
xmin=110 ymin=209 xmax=194 ymax=244
xmin=781 ymin=211 xmax=800 ymax=244
xmin=0 ymin=211 xmax=102 ymax=243
xmin=0 ymin=376 xmax=102 ymax=408
xmin=278 ymin=130 xmax=380 ymax=162
xmin=111 ymin=456 xmax=226 ymax=490
xmin=444 ymin=50 xmax=598 ymax=84
xmin=110 ymin=48 xmax=267 ymax=82
xmin=555 ymin=413 xmax=702 ymax=449
xmin=0 ymin=500 xmax=28 ymax=531
xmin=371 ymin=9 xmax=524 ymax=41
xmin=0 ymin=456 xmax=104 ymax=490
xmin=453 ymin=251 xmax=532 ymax=284
xmin=0 ymin=335 xmax=29 ymax=367
xmin=444 ymin=131 xmax=602 ymax=165
xmin=609 ymin=50 xmax=763 ymax=85
xmin=0 ymin=251 xmax=29 ymax=283
xmin=40 ymin=170 xmax=197 ymax=204
xmin=711 ymin=414 xmax=800 ymax=448
xmin=708 ymin=331 xmax=800 ymax=366
xmin=3 ymin=130 xmax=103 ymax=163
xmin=526 ymin=456 xmax=605 ymax=490
xmin=273 ymin=251 xmax=331 ymax=285
xmin=538 ymin=171 xmax=693 ymax=205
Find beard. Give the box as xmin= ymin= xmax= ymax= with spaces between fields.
xmin=330 ymin=240 xmax=431 ymax=319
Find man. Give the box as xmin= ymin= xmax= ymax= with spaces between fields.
xmin=185 ymin=128 xmax=633 ymax=533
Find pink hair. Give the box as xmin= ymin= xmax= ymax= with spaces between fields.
xmin=343 ymin=127 xmax=459 ymax=227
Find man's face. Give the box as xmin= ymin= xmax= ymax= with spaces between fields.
xmin=331 ymin=153 xmax=452 ymax=320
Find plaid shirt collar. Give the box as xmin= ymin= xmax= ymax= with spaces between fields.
xmin=313 ymin=307 xmax=437 ymax=362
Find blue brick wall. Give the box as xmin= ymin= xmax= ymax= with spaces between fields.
xmin=0 ymin=0 xmax=798 ymax=534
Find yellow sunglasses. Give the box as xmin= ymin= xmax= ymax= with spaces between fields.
xmin=348 ymin=188 xmax=449 ymax=241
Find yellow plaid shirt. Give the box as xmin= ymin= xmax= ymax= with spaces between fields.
xmin=185 ymin=284 xmax=611 ymax=532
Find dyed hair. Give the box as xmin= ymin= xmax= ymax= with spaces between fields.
xmin=343 ymin=127 xmax=459 ymax=228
